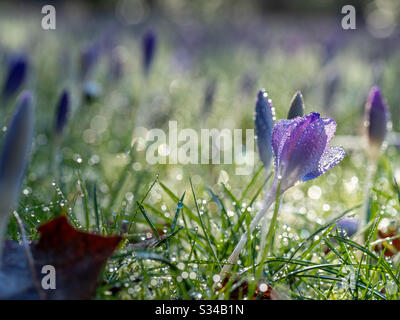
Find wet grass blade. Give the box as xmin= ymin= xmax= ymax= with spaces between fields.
xmin=137 ymin=201 xmax=160 ymax=241
xmin=190 ymin=177 xmax=220 ymax=269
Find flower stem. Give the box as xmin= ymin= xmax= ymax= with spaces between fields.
xmin=220 ymin=184 xmax=277 ymax=278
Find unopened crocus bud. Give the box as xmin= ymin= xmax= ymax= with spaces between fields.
xmin=142 ymin=29 xmax=157 ymax=74
xmin=365 ymin=86 xmax=389 ymax=160
xmin=80 ymin=43 xmax=101 ymax=80
xmin=336 ymin=218 xmax=359 ymax=238
xmin=2 ymin=54 xmax=28 ymax=100
xmin=54 ymin=89 xmax=70 ymax=137
xmin=255 ymin=90 xmax=274 ymax=169
xmin=110 ymin=49 xmax=123 ymax=82
xmin=0 ymin=91 xmax=34 ymax=259
xmin=287 ymin=91 xmax=305 ymax=119
xmin=202 ymin=79 xmax=217 ymax=118
xmin=323 ymin=72 xmax=340 ymax=111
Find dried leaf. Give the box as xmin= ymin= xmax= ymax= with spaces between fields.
xmin=0 ymin=215 xmax=122 ymax=299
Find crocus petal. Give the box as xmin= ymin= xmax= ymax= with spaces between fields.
xmin=321 ymin=117 xmax=337 ymax=144
xmin=302 ymin=146 xmax=345 ymax=182
xmin=282 ymin=115 xmax=328 ymax=187
xmin=271 ymin=117 xmax=301 ymax=169
xmin=255 ymin=90 xmax=274 ymax=168
xmin=277 ymin=112 xmax=320 ymax=170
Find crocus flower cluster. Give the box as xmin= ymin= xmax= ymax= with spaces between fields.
xmin=221 ymin=93 xmax=346 ymax=277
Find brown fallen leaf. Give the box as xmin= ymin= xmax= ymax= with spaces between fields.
xmin=220 ymin=277 xmax=279 ymax=300
xmin=0 ymin=215 xmax=122 ymax=299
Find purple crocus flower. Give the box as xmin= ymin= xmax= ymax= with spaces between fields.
xmin=271 ymin=112 xmax=345 ymax=192
xmin=255 ymin=90 xmax=275 ymax=169
xmin=365 ymin=87 xmax=389 ymax=159
xmin=54 ymin=89 xmax=70 ymax=136
xmin=0 ymin=91 xmax=34 ymax=257
xmin=287 ymin=91 xmax=305 ymax=119
xmin=142 ymin=29 xmax=157 ymax=74
xmin=2 ymin=54 xmax=28 ymax=100
xmin=221 ymin=111 xmax=346 ymax=277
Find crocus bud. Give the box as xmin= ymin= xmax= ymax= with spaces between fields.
xmin=142 ymin=29 xmax=157 ymax=74
xmin=110 ymin=49 xmax=123 ymax=82
xmin=255 ymin=90 xmax=274 ymax=169
xmin=202 ymin=79 xmax=217 ymax=117
xmin=323 ymin=72 xmax=340 ymax=111
xmin=287 ymin=91 xmax=305 ymax=119
xmin=54 ymin=89 xmax=70 ymax=137
xmin=0 ymin=91 xmax=34 ymax=259
xmin=365 ymin=87 xmax=389 ymax=160
xmin=80 ymin=43 xmax=101 ymax=80
xmin=2 ymin=54 xmax=28 ymax=100
xmin=336 ymin=218 xmax=359 ymax=237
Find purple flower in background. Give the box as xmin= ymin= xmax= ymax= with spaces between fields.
xmin=80 ymin=43 xmax=101 ymax=80
xmin=287 ymin=91 xmax=305 ymax=119
xmin=271 ymin=112 xmax=345 ymax=192
xmin=54 ymin=89 xmax=70 ymax=136
xmin=323 ymin=71 xmax=340 ymax=111
xmin=255 ymin=90 xmax=274 ymax=169
xmin=240 ymin=72 xmax=258 ymax=97
xmin=0 ymin=91 xmax=34 ymax=250
xmin=142 ymin=29 xmax=157 ymax=74
xmin=202 ymin=79 xmax=217 ymax=118
xmin=2 ymin=54 xmax=28 ymax=100
xmin=365 ymin=86 xmax=389 ymax=159
xmin=336 ymin=218 xmax=359 ymax=238
xmin=110 ymin=49 xmax=123 ymax=82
